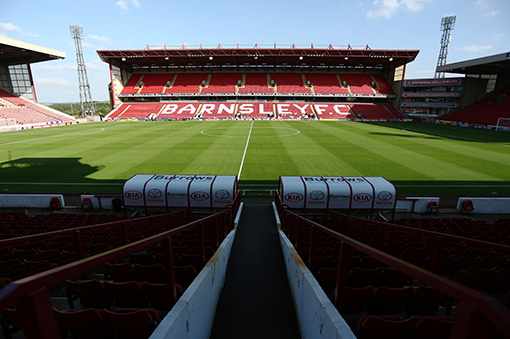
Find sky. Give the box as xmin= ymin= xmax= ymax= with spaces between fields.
xmin=1 ymin=0 xmax=509 ymax=103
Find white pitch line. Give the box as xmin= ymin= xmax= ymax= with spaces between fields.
xmin=0 ymin=128 xmax=106 ymax=147
xmin=237 ymin=120 xmax=254 ymax=179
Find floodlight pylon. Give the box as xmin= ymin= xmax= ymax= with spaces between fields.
xmin=435 ymin=15 xmax=456 ymax=78
xmin=70 ymin=25 xmax=96 ymax=116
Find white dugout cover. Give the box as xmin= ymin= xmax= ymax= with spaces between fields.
xmin=123 ymin=174 xmax=237 ymax=209
xmin=279 ymin=176 xmax=397 ymax=211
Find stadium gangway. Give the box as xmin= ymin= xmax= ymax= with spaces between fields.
xmin=279 ymin=209 xmax=510 ymax=339
xmin=0 ymin=209 xmax=233 ymax=338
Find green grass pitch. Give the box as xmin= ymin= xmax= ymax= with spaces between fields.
xmin=1 ymin=120 xmax=509 ymax=196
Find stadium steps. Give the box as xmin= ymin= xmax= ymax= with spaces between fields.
xmin=210 ymin=205 xmax=301 ymax=338
xmin=302 ymin=74 xmax=315 ymax=94
xmin=116 ymin=104 xmax=132 ymax=119
xmin=136 ymin=75 xmax=145 ymax=94
xmin=337 ymin=75 xmax=352 ymax=95
xmin=347 ymin=104 xmax=359 ymax=118
xmin=384 ymin=105 xmax=399 ymax=119
xmin=234 ymin=74 xmax=245 ymax=94
xmin=161 ymin=74 xmax=178 ymax=94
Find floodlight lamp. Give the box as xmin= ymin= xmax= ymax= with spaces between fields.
xmin=299 ymin=56 xmax=303 ymax=60
xmin=389 ymin=57 xmax=393 ymax=61
xmin=209 ymin=56 xmax=213 ymax=60
xmin=121 ymin=57 xmax=126 ymax=61
xmin=344 ymin=57 xmax=348 ymax=60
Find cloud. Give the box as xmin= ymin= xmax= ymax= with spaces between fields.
xmin=366 ymin=0 xmax=428 ymax=19
xmin=33 ymin=63 xmax=77 ymax=71
xmin=0 ymin=22 xmax=39 ymax=37
xmin=36 ymin=78 xmax=71 ymax=86
xmin=493 ymin=33 xmax=505 ymax=41
xmin=88 ymin=34 xmax=112 ymax=44
xmin=457 ymin=44 xmax=493 ymax=52
xmin=116 ymin=0 xmax=141 ymax=13
xmin=86 ymin=60 xmax=107 ymax=71
xmin=475 ymin=0 xmax=499 ymax=17
xmin=116 ymin=1 xmax=129 ymax=13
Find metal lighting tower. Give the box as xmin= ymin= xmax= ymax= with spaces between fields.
xmin=70 ymin=25 xmax=96 ymax=116
xmin=435 ymin=15 xmax=456 ymax=78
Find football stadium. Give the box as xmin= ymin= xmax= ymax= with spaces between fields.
xmin=0 ymin=32 xmax=510 ymax=339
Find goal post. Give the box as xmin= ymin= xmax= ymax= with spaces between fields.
xmin=495 ymin=117 xmax=510 ymax=131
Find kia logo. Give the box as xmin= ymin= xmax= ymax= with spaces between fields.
xmin=353 ymin=193 xmax=372 ymax=202
xmin=378 ymin=191 xmax=393 ymax=201
xmin=148 ymin=188 xmax=162 ymax=199
xmin=309 ymin=190 xmax=325 ymax=201
xmin=125 ymin=190 xmax=142 ymax=200
xmin=191 ymin=191 xmax=209 ymax=201
xmin=215 ymin=189 xmax=230 ymax=200
xmin=285 ymin=193 xmax=304 ymax=202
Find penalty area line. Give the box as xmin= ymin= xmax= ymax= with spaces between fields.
xmin=237 ymin=120 xmax=254 ymax=179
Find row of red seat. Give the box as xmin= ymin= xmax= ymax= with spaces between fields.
xmin=120 ymin=72 xmax=395 ymax=96
xmin=279 ymin=207 xmax=510 ymax=338
xmin=0 ymin=89 xmax=73 ymax=125
xmin=440 ymin=88 xmax=510 ymax=125
xmin=107 ymin=101 xmax=404 ymax=121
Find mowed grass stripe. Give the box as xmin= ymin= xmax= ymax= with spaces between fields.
xmin=353 ymin=122 xmax=510 ymax=180
xmin=240 ymin=121 xmax=302 ymax=180
xmin=182 ymin=121 xmax=250 ymax=175
xmin=275 ymin=121 xmax=363 ymax=176
xmin=295 ymin=121 xmax=434 ymax=180
xmin=305 ymin=121 xmax=499 ymax=181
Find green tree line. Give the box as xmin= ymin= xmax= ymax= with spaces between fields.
xmin=48 ymin=101 xmax=112 ymax=116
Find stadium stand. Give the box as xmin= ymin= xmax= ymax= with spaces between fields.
xmin=270 ymin=73 xmax=311 ymax=94
xmin=350 ymin=103 xmax=401 ymax=120
xmin=0 ymin=209 xmax=233 ymax=338
xmin=166 ymin=73 xmax=207 ymax=94
xmin=274 ymin=200 xmax=510 ymax=338
xmin=340 ymin=74 xmax=377 ymax=95
xmin=139 ymin=73 xmax=173 ymax=94
xmin=0 ymin=89 xmax=73 ymax=125
xmin=440 ymin=88 xmax=510 ymax=126
xmin=201 ymin=73 xmax=240 ymax=94
xmin=304 ymin=73 xmax=350 ymax=95
xmin=237 ymin=73 xmax=274 ymax=94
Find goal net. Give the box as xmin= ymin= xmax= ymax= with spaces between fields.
xmin=495 ymin=117 xmax=510 ymax=132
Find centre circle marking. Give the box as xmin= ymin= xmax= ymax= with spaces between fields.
xmin=201 ymin=126 xmax=301 ymax=138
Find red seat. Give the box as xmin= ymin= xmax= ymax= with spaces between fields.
xmin=316 ymin=267 xmax=338 ymax=294
xmin=54 ymin=307 xmax=106 ymax=339
xmin=130 ymin=252 xmax=156 ymax=265
xmin=380 ymin=268 xmax=412 ymax=288
xmin=104 ymin=263 xmax=136 ymax=282
xmin=103 ymin=308 xmax=159 ymax=339
xmin=335 ymin=285 xmax=373 ymax=315
xmin=66 ymin=279 xmax=109 ymax=309
xmin=348 ymin=267 xmax=381 ymax=287
xmin=104 ymin=281 xmax=146 ymax=308
xmin=142 ymin=282 xmax=177 ymax=310
xmin=134 ymin=263 xmax=166 ymax=284
xmin=174 ymin=264 xmax=198 ymax=290
xmin=408 ymin=286 xmax=449 ymax=316
xmin=369 ymin=287 xmax=412 ymax=315
xmin=462 ymin=199 xmax=474 ymax=213
xmin=414 ymin=316 xmax=453 ymax=339
xmin=357 ymin=316 xmax=417 ymax=339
